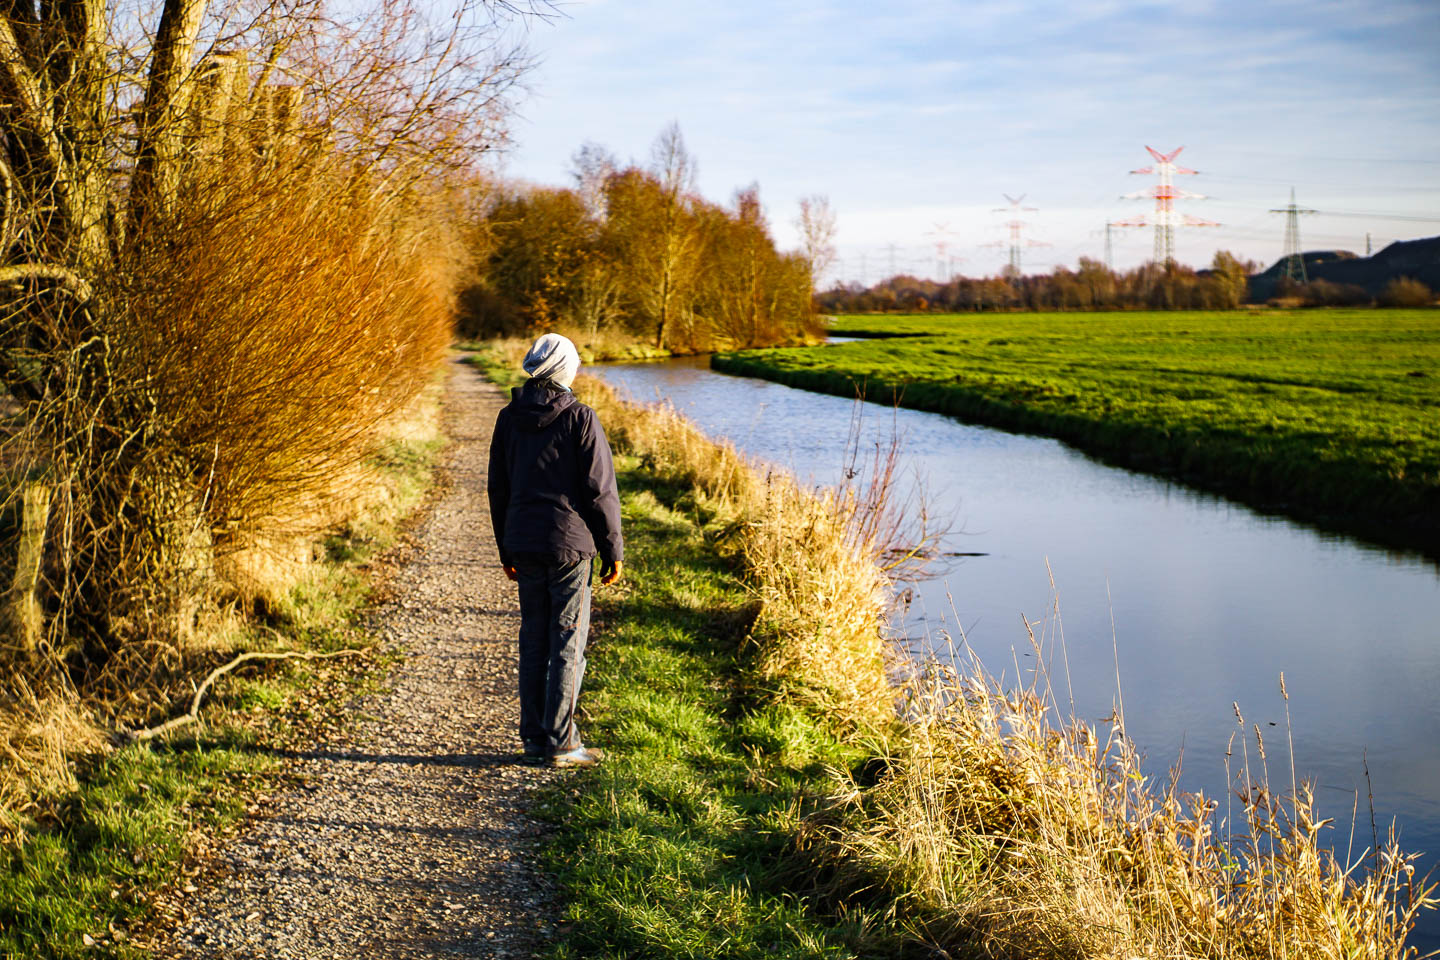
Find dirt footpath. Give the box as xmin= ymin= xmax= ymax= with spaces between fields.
xmin=153 ymin=358 xmax=560 ymax=959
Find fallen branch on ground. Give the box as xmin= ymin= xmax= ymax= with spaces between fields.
xmin=122 ymin=647 xmax=370 ymax=743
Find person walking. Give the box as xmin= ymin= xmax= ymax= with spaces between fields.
xmin=487 ymin=333 xmax=623 ymax=768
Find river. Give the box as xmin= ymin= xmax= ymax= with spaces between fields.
xmin=589 ymin=350 xmax=1440 ymax=949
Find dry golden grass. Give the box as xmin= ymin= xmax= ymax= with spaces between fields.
xmin=811 ymin=642 xmax=1437 ymax=959
xmin=573 ymin=371 xmax=1436 ymax=959
xmin=0 ymin=683 xmax=103 ymax=834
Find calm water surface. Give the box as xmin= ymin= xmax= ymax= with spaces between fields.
xmin=591 ymin=352 xmax=1440 ymax=948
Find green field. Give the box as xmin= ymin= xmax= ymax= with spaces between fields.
xmin=714 ymin=309 xmax=1440 ymax=552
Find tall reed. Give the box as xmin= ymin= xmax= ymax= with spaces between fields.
xmin=812 ymin=638 xmax=1436 ymax=958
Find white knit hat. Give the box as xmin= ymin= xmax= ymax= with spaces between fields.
xmin=522 ymin=333 xmax=581 ymax=388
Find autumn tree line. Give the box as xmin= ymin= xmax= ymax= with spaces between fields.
xmin=459 ymin=126 xmax=831 ymax=352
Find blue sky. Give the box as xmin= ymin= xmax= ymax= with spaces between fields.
xmin=499 ymin=0 xmax=1440 ymax=282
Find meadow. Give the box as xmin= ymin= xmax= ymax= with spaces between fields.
xmin=714 ymin=309 xmax=1440 ymax=551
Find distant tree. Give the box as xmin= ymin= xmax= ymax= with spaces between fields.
xmin=571 ymin=141 xmax=618 ymax=219
xmin=604 ymin=165 xmax=699 ymax=349
xmin=1209 ymin=251 xmax=1251 ymax=308
xmin=485 ymin=187 xmax=594 ymax=328
xmin=795 ymin=194 xmax=837 ymax=292
xmin=1075 ymin=258 xmax=1114 ymax=308
xmin=572 ymin=250 xmax=625 ymax=337
xmin=1379 ymin=277 xmax=1433 ymax=308
xmin=1300 ymin=279 xmax=1369 ymax=307
xmin=704 ymin=186 xmax=769 ymax=345
xmin=590 ymin=125 xmax=706 ymax=348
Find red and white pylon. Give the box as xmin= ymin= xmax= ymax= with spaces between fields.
xmin=1121 ymin=146 xmax=1219 ymax=266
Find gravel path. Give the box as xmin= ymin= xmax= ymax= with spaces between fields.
xmin=152 ymin=358 xmax=561 ymax=959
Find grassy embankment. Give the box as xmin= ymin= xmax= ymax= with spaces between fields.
xmin=717 ymin=309 xmax=1440 ymax=552
xmin=473 ymin=342 xmax=1433 ymax=959
xmin=0 ymin=411 xmax=442 ymax=960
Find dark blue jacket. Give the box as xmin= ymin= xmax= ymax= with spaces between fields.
xmin=487 ymin=378 xmax=623 ymax=567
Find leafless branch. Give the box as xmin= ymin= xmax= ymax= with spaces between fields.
xmin=122 ymin=645 xmax=369 ymax=742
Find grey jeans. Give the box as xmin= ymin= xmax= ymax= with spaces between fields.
xmin=512 ymin=556 xmax=591 ymax=753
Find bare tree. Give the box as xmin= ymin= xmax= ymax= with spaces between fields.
xmin=643 ymin=123 xmax=699 ymax=349
xmin=571 ymin=140 xmax=617 ymax=220
xmin=796 ymin=194 xmax=837 ymax=291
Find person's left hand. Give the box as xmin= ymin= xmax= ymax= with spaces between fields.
xmin=600 ymin=560 xmax=623 ymax=585
xmin=503 ymin=564 xmax=518 ymax=582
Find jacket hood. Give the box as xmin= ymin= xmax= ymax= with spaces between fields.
xmin=509 ymin=377 xmax=576 ymax=431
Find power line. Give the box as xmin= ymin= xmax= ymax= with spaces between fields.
xmin=1312 ymin=210 xmax=1440 ymax=223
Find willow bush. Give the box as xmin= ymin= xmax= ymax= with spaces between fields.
xmin=0 ymin=0 xmax=530 ymax=825
xmin=0 ymin=155 xmax=453 ymax=822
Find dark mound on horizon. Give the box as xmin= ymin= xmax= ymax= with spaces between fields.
xmin=1249 ymin=234 xmax=1440 ymax=301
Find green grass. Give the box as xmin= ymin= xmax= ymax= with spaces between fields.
xmin=0 ymin=733 xmax=278 ymax=958
xmin=719 ymin=309 xmax=1440 ymax=551
xmin=537 ymin=462 xmax=909 ymax=959
xmin=0 ymin=426 xmax=440 ymax=959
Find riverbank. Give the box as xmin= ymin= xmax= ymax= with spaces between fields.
xmin=472 ymin=341 xmax=1433 ymax=958
xmin=715 ymin=308 xmax=1440 ymax=557
xmin=0 ymin=400 xmax=443 ymax=958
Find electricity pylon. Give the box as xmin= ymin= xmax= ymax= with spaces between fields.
xmin=1270 ymin=187 xmax=1317 ymax=283
xmin=994 ymin=193 xmax=1035 ymax=275
xmin=923 ymin=222 xmax=958 ymax=282
xmin=1122 ymin=146 xmax=1218 ymax=266
xmin=985 ymin=194 xmax=1048 ymax=277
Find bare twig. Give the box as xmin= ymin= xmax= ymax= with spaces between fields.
xmin=0 ymin=264 xmax=96 ymax=303
xmin=122 ymin=646 xmax=369 ymax=743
